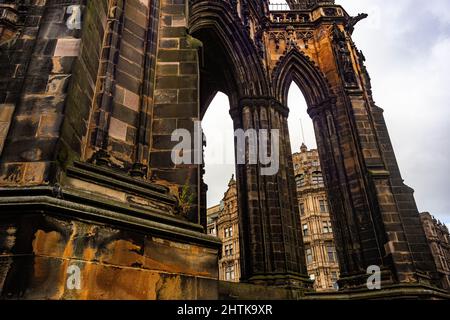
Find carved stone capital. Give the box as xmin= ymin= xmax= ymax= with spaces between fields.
xmin=238 ymin=97 xmax=290 ymax=118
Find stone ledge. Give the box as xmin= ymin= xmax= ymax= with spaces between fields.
xmin=1 ymin=255 xmax=219 ymax=300
xmin=70 ymin=161 xmax=173 ymax=197
xmin=219 ymin=281 xmax=450 ymax=300
xmin=219 ymin=281 xmax=304 ymax=300
xmin=0 ymin=190 xmax=220 ymax=248
xmin=304 ymin=283 xmax=450 ymax=300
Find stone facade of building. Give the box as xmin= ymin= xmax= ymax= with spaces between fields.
xmin=293 ymin=144 xmax=340 ymax=291
xmin=209 ymin=147 xmax=341 ymax=291
xmin=420 ymin=212 xmax=450 ymax=290
xmin=207 ymin=177 xmax=241 ymax=282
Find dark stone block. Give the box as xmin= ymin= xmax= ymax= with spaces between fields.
xmin=152 ymin=119 xmax=177 ymax=135
xmin=112 ymin=103 xmax=138 ymax=126
xmin=155 ymin=75 xmax=197 ymax=90
xmin=1 ymin=138 xmax=58 ymax=162
xmin=158 ymin=50 xmax=196 ymax=63
xmin=152 ymin=135 xmax=177 ymax=151
xmin=153 ymin=103 xmax=197 ymax=118
xmin=178 ymin=89 xmax=197 ymax=103
xmin=115 ymin=70 xmax=140 ymax=93
xmin=150 ymin=151 xmax=175 ymax=169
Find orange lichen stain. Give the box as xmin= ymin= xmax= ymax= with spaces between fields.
xmin=62 ymin=222 xmax=77 ymax=259
xmin=52 ymin=260 xmax=66 ymax=299
xmin=56 ymin=223 xmax=78 ymax=299
xmin=142 ymin=256 xmax=183 ymax=273
xmin=31 ymin=257 xmax=50 ymax=289
xmin=82 ymin=247 xmax=96 ymax=261
xmin=100 ymin=239 xmax=144 ymax=267
xmin=155 ymin=274 xmax=183 ymax=299
xmin=141 ymin=252 xmax=211 ymax=278
xmin=29 ymin=257 xmax=64 ymax=300
xmin=83 ymin=264 xmax=161 ymax=300
xmin=32 ymin=230 xmax=62 ymax=257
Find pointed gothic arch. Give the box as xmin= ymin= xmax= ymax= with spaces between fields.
xmin=189 ymin=0 xmax=270 ymax=109
xmin=271 ymin=47 xmax=384 ymax=282
xmin=272 ymin=48 xmax=333 ymax=109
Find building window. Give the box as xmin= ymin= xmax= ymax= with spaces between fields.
xmin=319 ymin=200 xmax=328 ymax=213
xmin=296 ymin=174 xmax=305 ymax=187
xmin=299 ymin=203 xmax=305 ymax=216
xmin=303 ymin=224 xmax=309 ymax=236
xmin=224 ymin=226 xmax=233 ymax=238
xmin=306 ymin=247 xmax=313 ymax=264
xmin=225 ymin=265 xmax=235 ymax=281
xmin=225 ymin=244 xmax=234 ymax=256
xmin=331 ymin=272 xmax=339 ymax=290
xmin=323 ymin=221 xmax=332 ymax=234
xmin=312 ymin=172 xmax=324 ymax=185
xmin=327 ymin=242 xmax=336 ymax=263
xmin=209 ymin=227 xmax=216 ymax=235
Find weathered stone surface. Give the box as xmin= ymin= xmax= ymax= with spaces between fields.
xmin=0 ymin=213 xmax=219 ymax=300
xmin=53 ymin=39 xmax=81 ymax=57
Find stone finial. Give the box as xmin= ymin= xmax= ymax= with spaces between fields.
xmin=301 ymin=143 xmax=308 ymax=153
xmin=228 ymin=174 xmax=236 ymax=186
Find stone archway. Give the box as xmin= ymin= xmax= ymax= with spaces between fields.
xmin=271 ymin=46 xmax=388 ymax=284
xmin=189 ymin=0 xmax=441 ymax=290
xmin=266 ymin=18 xmax=440 ymax=288
xmin=190 ymin=2 xmax=312 ymax=287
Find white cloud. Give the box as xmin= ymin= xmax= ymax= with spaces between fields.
xmin=339 ymin=0 xmax=450 ymax=224
xmin=202 ymin=93 xmax=236 ymax=207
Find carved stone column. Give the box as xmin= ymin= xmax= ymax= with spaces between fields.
xmin=309 ymin=89 xmax=440 ymax=289
xmin=230 ymin=97 xmax=311 ymax=289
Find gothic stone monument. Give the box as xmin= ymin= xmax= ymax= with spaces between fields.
xmin=0 ymin=0 xmax=448 ymax=299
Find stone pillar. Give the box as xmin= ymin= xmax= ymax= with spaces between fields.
xmin=149 ymin=0 xmax=203 ymax=225
xmin=309 ymin=91 xmax=440 ymax=289
xmin=231 ymin=97 xmax=311 ymax=289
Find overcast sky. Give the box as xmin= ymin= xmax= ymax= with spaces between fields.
xmin=202 ymin=0 xmax=450 ymax=228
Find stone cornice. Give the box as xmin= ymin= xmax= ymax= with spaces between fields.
xmin=0 ymin=187 xmax=220 ymax=247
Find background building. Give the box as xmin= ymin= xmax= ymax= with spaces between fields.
xmin=207 ymin=177 xmax=241 ymax=282
xmin=293 ymin=144 xmax=340 ymax=291
xmin=420 ymin=212 xmax=450 ymax=289
xmin=208 ymin=146 xmax=340 ymax=291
